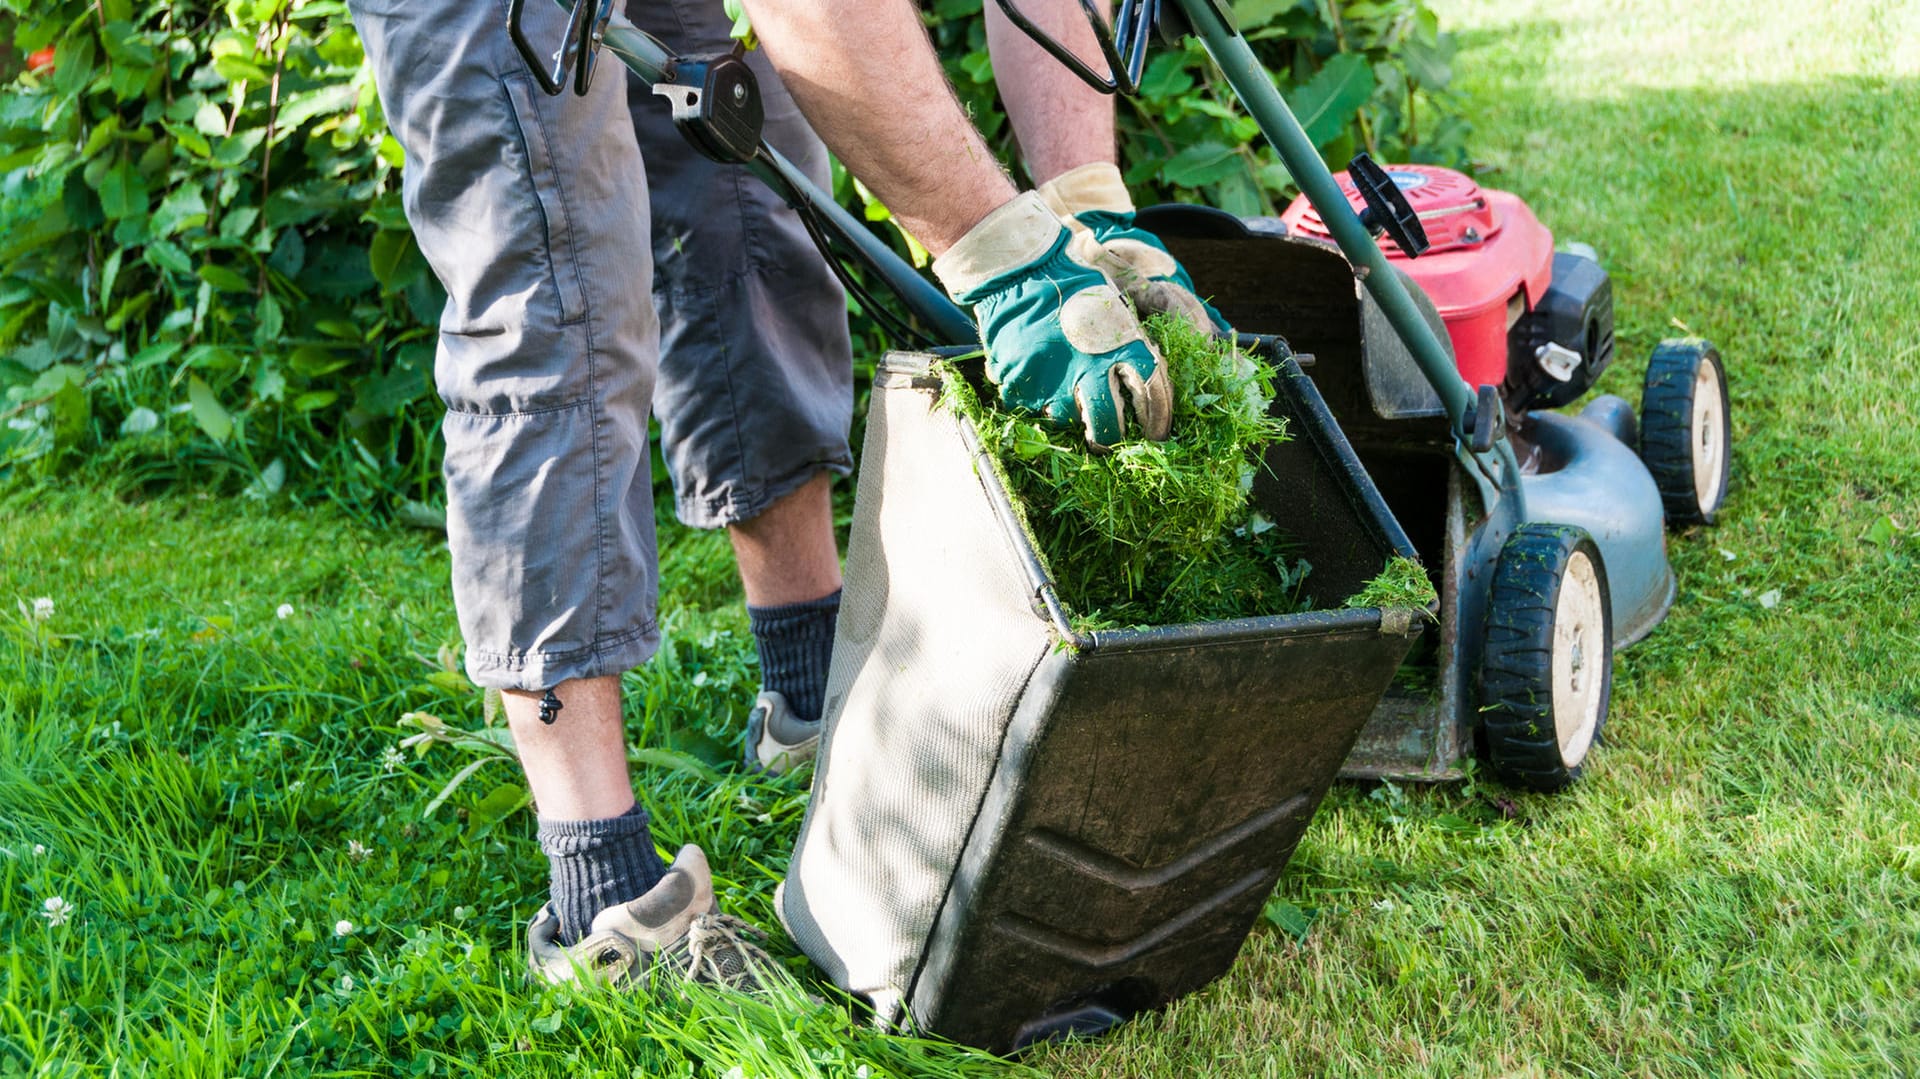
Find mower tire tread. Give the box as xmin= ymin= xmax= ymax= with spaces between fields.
xmin=1478 ymin=523 xmax=1614 ymax=792
xmin=1640 ymin=338 xmax=1730 ymax=528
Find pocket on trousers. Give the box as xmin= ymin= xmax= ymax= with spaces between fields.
xmin=441 ymin=402 xmax=601 ymax=659
xmin=502 ymin=74 xmax=588 ymax=325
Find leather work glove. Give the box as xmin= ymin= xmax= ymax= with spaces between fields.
xmin=932 ymin=192 xmax=1173 ymax=448
xmin=1037 ymin=162 xmax=1231 ymax=337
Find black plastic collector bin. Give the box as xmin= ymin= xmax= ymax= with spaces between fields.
xmin=780 ymin=347 xmax=1425 ymax=1054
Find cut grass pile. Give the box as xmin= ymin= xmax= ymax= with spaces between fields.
xmin=945 ymin=314 xmax=1318 ymax=630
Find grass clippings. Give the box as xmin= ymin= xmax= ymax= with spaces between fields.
xmin=1345 ymin=555 xmax=1439 ymax=614
xmin=945 ymin=313 xmax=1316 ymax=630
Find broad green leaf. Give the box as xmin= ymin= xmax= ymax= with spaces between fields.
xmin=146 ymin=240 xmax=194 ymax=276
xmin=1234 ymin=0 xmax=1306 ymax=29
xmin=100 ymin=22 xmax=156 ymax=68
xmin=80 ymin=116 xmax=122 ymax=160
xmin=197 ymin=263 xmax=254 ymax=293
xmin=368 ymin=229 xmax=412 ymax=289
xmin=1162 ymin=142 xmax=1242 ymax=188
xmin=170 ymin=125 xmax=212 ymax=158
xmin=292 ymin=390 xmax=338 ymax=411
xmin=105 ymin=292 xmax=154 ymax=333
xmin=254 ymin=293 xmax=284 ymax=343
xmin=469 ymin=782 xmax=529 ymax=825
xmin=316 ymin=26 xmax=365 ymax=68
xmin=97 ymin=157 xmax=149 ymax=220
xmin=376 ymin=134 xmax=405 ymax=169
xmin=214 ymin=56 xmax=271 ymax=84
xmin=211 ymin=128 xmax=266 ymax=168
xmin=254 ymin=365 xmax=287 ymax=403
xmin=1286 ymin=52 xmax=1376 ymax=147
xmin=128 ymin=341 xmax=182 ymax=371
xmin=1400 ymin=18 xmax=1454 ymax=88
xmin=275 ymin=83 xmax=357 ymax=134
xmin=187 ymin=376 xmax=233 ymax=442
xmin=289 ymin=345 xmax=352 ymax=377
xmin=1138 ymin=52 xmax=1195 ymax=101
xmin=152 ymin=185 xmax=209 ymax=238
xmin=220 ymin=206 xmax=261 ymax=243
xmin=195 ymin=103 xmax=227 ymax=137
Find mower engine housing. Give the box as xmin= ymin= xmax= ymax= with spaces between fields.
xmin=1280 ymin=165 xmax=1554 ymax=390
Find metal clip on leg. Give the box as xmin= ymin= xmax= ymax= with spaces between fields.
xmin=538 ymin=689 xmax=564 ymax=725
xmin=508 ymin=0 xmax=617 ymax=96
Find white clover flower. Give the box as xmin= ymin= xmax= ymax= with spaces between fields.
xmin=276 ymin=603 xmax=295 ymax=620
xmin=31 ymin=597 xmax=53 ymax=621
xmin=337 ymin=974 xmax=355 ymax=993
xmin=41 ymin=897 xmax=73 ymax=926
xmin=721 ymin=1068 xmax=747 ymax=1079
xmin=32 ymin=844 xmax=46 ymax=856
xmin=348 ymin=839 xmax=373 ymax=862
xmin=335 ymin=919 xmax=354 ymax=937
xmin=452 ymin=905 xmax=469 ymax=920
xmin=381 ymin=746 xmax=405 ymax=774
xmin=1371 ymin=898 xmax=1396 ymax=913
xmin=289 ymin=780 xmax=305 ymax=793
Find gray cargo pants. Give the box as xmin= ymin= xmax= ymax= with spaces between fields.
xmin=349 ymin=0 xmax=853 ymax=690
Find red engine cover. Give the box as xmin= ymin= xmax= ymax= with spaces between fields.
xmin=1279 ymin=165 xmax=1555 ymax=388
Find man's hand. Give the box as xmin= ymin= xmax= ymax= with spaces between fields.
xmin=1038 ymin=163 xmax=1231 ymax=337
xmin=933 ymin=193 xmax=1172 ymax=449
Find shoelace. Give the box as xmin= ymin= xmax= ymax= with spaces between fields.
xmin=677 ymin=912 xmax=777 ymax=989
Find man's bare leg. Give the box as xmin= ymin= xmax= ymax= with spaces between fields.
xmin=502 ymin=676 xmax=633 ymax=819
xmin=729 ymin=472 xmax=841 ymax=607
xmin=504 ymin=676 xmax=669 ymax=943
xmin=985 ymin=0 xmax=1118 ymax=182
xmin=730 ymin=472 xmax=843 ymax=742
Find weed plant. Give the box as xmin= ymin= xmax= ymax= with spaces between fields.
xmin=944 ymin=314 xmax=1326 ymax=630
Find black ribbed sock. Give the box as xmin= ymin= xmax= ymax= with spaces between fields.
xmin=747 ymin=588 xmax=841 ymax=724
xmin=537 ymin=803 xmax=669 ymax=946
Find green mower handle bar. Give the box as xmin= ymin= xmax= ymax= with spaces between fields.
xmin=512 ymin=0 xmax=978 ymax=347
xmin=1167 ymin=0 xmax=1527 ymax=506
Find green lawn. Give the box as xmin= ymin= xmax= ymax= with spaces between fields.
xmin=5 ymin=0 xmax=1918 ymax=1075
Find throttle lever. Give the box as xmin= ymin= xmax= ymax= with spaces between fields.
xmin=508 ymin=0 xmax=617 ymax=96
xmin=1348 ymin=152 xmax=1431 ymax=258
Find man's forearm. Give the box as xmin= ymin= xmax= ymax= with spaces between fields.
xmin=741 ymin=0 xmax=1017 ymax=255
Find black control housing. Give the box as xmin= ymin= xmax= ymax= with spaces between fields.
xmin=653 ymin=52 xmax=764 ymax=165
xmin=1506 ymin=251 xmax=1614 ymax=409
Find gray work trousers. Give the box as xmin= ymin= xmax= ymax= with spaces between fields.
xmin=349 ymin=0 xmax=853 ymax=690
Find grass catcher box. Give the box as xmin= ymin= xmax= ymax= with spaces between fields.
xmin=780 ymin=349 xmax=1423 ymax=1054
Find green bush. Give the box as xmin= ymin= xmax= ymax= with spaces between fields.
xmin=0 ymin=0 xmax=1468 ymax=517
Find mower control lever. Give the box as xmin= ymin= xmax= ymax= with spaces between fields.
xmin=509 ymin=0 xmax=617 ymax=96
xmin=1349 ymin=153 xmax=1431 ymax=258
xmin=992 ymin=0 xmax=1159 ymax=95
xmin=652 ymin=48 xmax=764 ymax=165
xmin=1462 ymin=384 xmax=1505 ymax=454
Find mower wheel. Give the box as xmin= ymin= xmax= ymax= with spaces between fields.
xmin=1640 ymin=339 xmax=1730 ymax=527
xmin=1479 ymin=524 xmax=1614 ymax=792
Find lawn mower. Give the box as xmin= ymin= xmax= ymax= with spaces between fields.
xmin=509 ymin=0 xmax=1732 ymax=1051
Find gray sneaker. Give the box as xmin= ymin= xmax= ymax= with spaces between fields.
xmin=527 ymin=844 xmax=779 ymax=991
xmin=743 ymin=690 xmax=820 ymax=776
